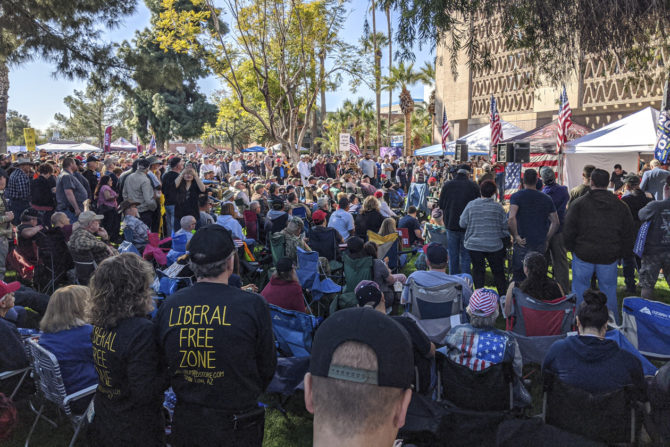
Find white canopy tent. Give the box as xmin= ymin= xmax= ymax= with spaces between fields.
xmin=563 ymin=107 xmax=659 ymax=190
xmin=414 ymin=121 xmax=526 ymax=157
xmin=37 ymin=142 xmax=101 ymax=152
xmin=109 ymin=137 xmax=137 ymax=152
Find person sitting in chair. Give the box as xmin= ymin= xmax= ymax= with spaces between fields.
xmin=542 ymin=289 xmax=646 ymax=396
xmin=68 ymin=211 xmax=117 ymax=265
xmin=175 ymin=215 xmax=196 ymax=242
xmin=17 ymin=208 xmax=44 ymax=265
xmin=51 ymin=211 xmax=73 ymax=242
xmin=445 ymin=288 xmax=531 ymax=408
xmin=504 ymin=251 xmax=564 ymax=317
xmin=306 ymin=210 xmax=342 ymax=244
xmin=0 ymin=280 xmax=31 ymax=398
xmin=261 ymin=257 xmax=306 ymax=313
xmin=118 ymin=200 xmax=149 ymax=248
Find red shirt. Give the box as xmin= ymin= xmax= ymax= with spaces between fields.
xmin=261 ymin=277 xmax=306 ymax=313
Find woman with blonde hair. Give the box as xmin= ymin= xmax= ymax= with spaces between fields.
xmin=355 ymin=195 xmax=384 ymax=239
xmin=39 ymin=285 xmax=97 ymax=398
xmin=87 ymin=253 xmax=167 ymax=446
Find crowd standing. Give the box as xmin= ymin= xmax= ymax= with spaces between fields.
xmin=0 ymin=147 xmax=668 ymax=446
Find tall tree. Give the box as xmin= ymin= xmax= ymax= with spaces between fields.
xmin=156 ymin=0 xmax=361 ymax=161
xmin=378 ymin=0 xmax=393 ymax=145
xmin=370 ymin=0 xmax=381 ymax=150
xmin=0 ymin=0 xmax=137 ymax=152
xmin=418 ymin=61 xmax=435 ymax=142
xmin=201 ymin=95 xmax=264 ymax=152
xmin=5 ymin=110 xmax=31 ymax=146
xmin=383 ymin=61 xmax=420 ymax=156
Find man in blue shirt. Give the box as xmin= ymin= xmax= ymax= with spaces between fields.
xmin=328 ymin=197 xmax=354 ymax=241
xmin=540 ymin=167 xmax=570 ymax=292
xmin=398 ymin=206 xmax=423 ymax=246
xmin=640 ymin=159 xmax=670 ymax=200
xmin=508 ymin=169 xmax=559 ymax=282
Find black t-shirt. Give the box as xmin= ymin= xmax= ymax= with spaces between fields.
xmin=398 ymin=215 xmax=421 ymax=245
xmin=30 ymin=176 xmax=56 ymax=207
xmin=391 ymin=316 xmax=432 ymax=393
xmin=161 ymin=171 xmax=180 ymax=206
xmin=610 ymin=170 xmax=627 ymax=190
xmin=356 ymin=210 xmax=385 ymax=239
xmin=155 ymin=282 xmax=276 ymax=414
xmin=90 ymin=317 xmax=167 ymax=445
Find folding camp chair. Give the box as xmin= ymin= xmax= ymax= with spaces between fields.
xmin=290 ymin=206 xmax=307 ymax=220
xmin=34 ymin=229 xmax=73 ymax=295
xmin=329 ymin=255 xmax=373 ymax=314
xmin=621 ymin=297 xmax=670 ymax=359
xmin=308 ymin=227 xmax=342 ymax=272
xmin=269 ymin=233 xmax=286 ymax=267
xmin=296 ymin=247 xmax=341 ymax=314
xmin=503 ymin=288 xmax=576 ymax=364
xmin=142 ymin=232 xmax=172 ymax=266
xmin=542 ymin=370 xmax=640 ymax=445
xmin=367 ymin=230 xmax=402 ymax=271
xmin=425 ymin=225 xmax=448 ymax=248
xmin=25 ymin=338 xmax=97 ymax=447
xmin=166 ymin=232 xmax=188 ymax=265
xmin=243 ymin=210 xmax=259 ymax=241
xmin=402 ymin=278 xmax=465 ymax=345
xmin=0 ymin=366 xmax=31 ymax=401
xmin=70 ymin=252 xmax=97 ymax=286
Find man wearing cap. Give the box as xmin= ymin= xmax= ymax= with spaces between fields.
xmin=6 ymin=157 xmax=33 ymax=225
xmin=55 ymin=157 xmax=89 ymax=223
xmin=123 ymin=158 xmax=157 ymax=229
xmin=68 ymin=211 xmax=117 ymax=265
xmin=355 ymin=281 xmax=435 ymax=395
xmin=401 ymin=242 xmax=473 ymax=307
xmin=0 ymin=169 xmax=14 ymax=279
xmin=83 ymin=155 xmax=100 ymax=200
xmin=438 ymin=167 xmax=480 ymax=275
xmin=304 ymin=307 xmax=413 ymax=447
xmin=155 ymin=225 xmax=276 ymax=446
xmin=540 ymin=166 xmax=570 ymax=293
xmin=118 ymin=200 xmax=149 ymax=248
xmin=307 ymin=209 xmax=343 ymax=245
xmin=444 ymin=288 xmax=530 ymax=408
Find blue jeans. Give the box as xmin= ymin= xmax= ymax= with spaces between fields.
xmin=512 ymin=242 xmax=545 ymax=283
xmin=446 ymin=230 xmax=471 ymax=275
xmin=165 ymin=205 xmax=175 ymax=236
xmin=572 ymin=254 xmax=620 ymax=324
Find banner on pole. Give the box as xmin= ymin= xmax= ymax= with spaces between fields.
xmin=390 ymin=135 xmax=404 ymax=148
xmin=339 ymin=133 xmax=350 ymax=152
xmin=103 ymin=126 xmax=113 ymax=153
xmin=23 ymin=128 xmax=36 ymax=152
xmin=655 ymin=111 xmax=670 ymax=164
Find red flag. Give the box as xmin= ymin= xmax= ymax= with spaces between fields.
xmin=103 ymin=126 xmax=112 ymax=152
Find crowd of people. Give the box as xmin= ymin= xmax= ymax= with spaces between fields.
xmin=0 ymin=147 xmax=669 ymax=446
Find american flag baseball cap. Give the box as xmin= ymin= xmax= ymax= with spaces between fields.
xmin=467 ymin=288 xmax=499 ymax=317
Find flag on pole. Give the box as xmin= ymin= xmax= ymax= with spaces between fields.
xmin=655 ymin=111 xmax=670 ymax=164
xmin=149 ymin=135 xmax=156 ymax=154
xmin=441 ymin=108 xmax=451 ymax=151
xmin=490 ymin=95 xmax=503 ymax=149
xmin=103 ymin=126 xmax=112 ymax=153
xmin=349 ymin=136 xmax=361 ymax=156
xmin=556 ymin=85 xmax=572 ymax=153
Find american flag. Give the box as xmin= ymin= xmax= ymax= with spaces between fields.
xmin=441 ymin=108 xmax=451 ymax=151
xmin=454 ymin=331 xmax=507 ymax=371
xmin=504 ymin=153 xmax=559 ymax=200
xmin=556 ymin=86 xmax=572 ymax=153
xmin=349 ymin=135 xmax=361 ymax=156
xmin=655 ymin=110 xmax=670 ymax=164
xmin=490 ymin=95 xmax=503 ymax=150
xmin=149 ymin=135 xmax=156 ymax=154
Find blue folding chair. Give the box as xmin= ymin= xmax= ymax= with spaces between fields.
xmin=296 ymin=247 xmax=341 ymax=310
xmin=167 ymin=232 xmax=189 ymax=265
xmin=291 ymin=206 xmax=307 ymax=220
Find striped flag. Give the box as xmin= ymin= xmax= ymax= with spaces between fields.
xmin=556 ymin=86 xmax=572 ymax=153
xmin=452 ymin=330 xmax=507 ymax=372
xmin=490 ymin=95 xmax=503 ymax=150
xmin=504 ymin=153 xmax=560 ymax=200
xmin=149 ymin=135 xmax=156 ymax=154
xmin=441 ymin=108 xmax=451 ymax=151
xmin=349 ymin=136 xmax=361 ymax=156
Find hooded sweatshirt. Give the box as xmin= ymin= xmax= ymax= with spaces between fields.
xmin=563 ymin=189 xmax=635 ymax=264
xmin=542 ymin=335 xmax=645 ymax=397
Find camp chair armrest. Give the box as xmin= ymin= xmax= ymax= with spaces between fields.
xmin=0 ymin=367 xmax=30 ymax=380
xmin=63 ymin=384 xmax=98 ymax=405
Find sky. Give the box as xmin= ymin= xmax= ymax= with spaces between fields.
xmin=7 ymin=0 xmax=433 ymax=131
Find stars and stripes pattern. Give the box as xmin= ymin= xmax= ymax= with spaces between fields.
xmin=456 ymin=331 xmax=507 ymax=371
xmin=441 ymin=108 xmax=451 ymax=151
xmin=349 ymin=135 xmax=361 ymax=156
xmin=149 ymin=135 xmax=156 ymax=154
xmin=655 ymin=110 xmax=670 ymax=164
xmin=504 ymin=153 xmax=560 ymax=200
xmin=490 ymin=95 xmax=503 ymax=149
xmin=556 ymin=86 xmax=572 ymax=153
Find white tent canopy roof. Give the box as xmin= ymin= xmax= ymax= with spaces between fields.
xmin=564 ymin=107 xmax=659 ymax=153
xmin=414 ymin=121 xmax=526 ymax=156
xmin=37 ymin=142 xmax=101 ymax=152
xmin=110 ymin=137 xmax=137 ymax=151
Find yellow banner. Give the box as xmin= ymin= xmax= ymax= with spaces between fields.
xmin=23 ymin=128 xmax=36 ymax=152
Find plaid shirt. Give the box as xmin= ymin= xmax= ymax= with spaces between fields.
xmin=68 ymin=228 xmax=117 ymax=265
xmin=6 ymin=169 xmax=30 ymax=201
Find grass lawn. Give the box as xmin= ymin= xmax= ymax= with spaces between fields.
xmin=5 ymin=253 xmax=669 ymax=446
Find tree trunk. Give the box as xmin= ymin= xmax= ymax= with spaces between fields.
xmin=372 ymin=0 xmax=381 ymax=152
xmin=0 ymin=60 xmax=9 ymax=154
xmin=386 ymin=6 xmax=392 ymax=147
xmin=404 ymin=112 xmax=411 ymax=157
xmin=319 ymin=52 xmax=327 ymax=137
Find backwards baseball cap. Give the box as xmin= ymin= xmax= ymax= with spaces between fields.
xmin=355 ymin=280 xmax=382 ymax=308
xmin=622 ymin=173 xmax=641 ymax=185
xmin=467 ymin=288 xmax=499 ymax=317
xmin=187 ymin=224 xmax=235 ymax=265
xmin=312 ymin=210 xmax=327 ymax=224
xmin=0 ymin=280 xmax=21 ymax=298
xmin=540 ymin=166 xmax=555 ymax=183
xmin=78 ymin=211 xmax=104 ymax=226
xmin=276 ymin=257 xmax=294 ymax=273
xmin=310 ymin=307 xmax=413 ymax=388
xmin=423 ymin=242 xmax=448 ymax=265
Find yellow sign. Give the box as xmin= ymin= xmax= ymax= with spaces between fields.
xmin=23 ymin=128 xmax=36 ymax=152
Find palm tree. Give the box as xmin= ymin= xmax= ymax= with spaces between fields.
xmin=418 ymin=60 xmax=436 ymax=142
xmin=343 ymin=97 xmax=373 ymax=149
xmin=376 ymin=0 xmax=393 ymax=146
xmin=383 ymin=61 xmax=421 ymax=156
xmin=410 ymin=105 xmax=432 ymax=149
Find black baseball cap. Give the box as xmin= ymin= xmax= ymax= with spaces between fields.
xmin=310 ymin=307 xmax=413 ymax=389
xmin=276 ymin=257 xmax=294 ymax=273
xmin=187 ymin=225 xmax=235 ymax=264
xmin=423 ymin=242 xmax=448 ymax=265
xmin=355 ymin=280 xmax=382 ymax=308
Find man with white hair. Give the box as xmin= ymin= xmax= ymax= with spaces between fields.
xmin=174 ymin=215 xmax=197 ymax=243
xmin=297 ymin=155 xmax=312 ymax=186
xmin=641 ymin=159 xmax=670 ymax=200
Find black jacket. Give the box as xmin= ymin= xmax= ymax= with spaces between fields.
xmin=90 ymin=317 xmax=167 ymax=446
xmin=161 ymin=170 xmax=180 ymax=206
xmin=0 ymin=317 xmax=28 ymax=372
xmin=155 ymin=282 xmax=276 ymax=418
xmin=563 ymin=189 xmax=635 ymax=264
xmin=438 ymin=174 xmax=481 ymax=231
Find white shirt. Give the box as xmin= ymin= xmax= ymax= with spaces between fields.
xmin=297 ymin=161 xmax=311 ymax=182
xmin=199 ymin=163 xmax=218 ymax=178
xmin=229 ymin=160 xmax=243 ymax=174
